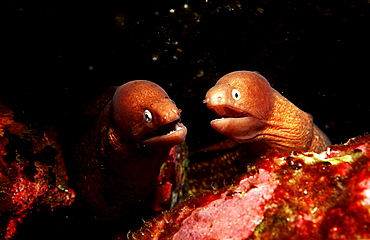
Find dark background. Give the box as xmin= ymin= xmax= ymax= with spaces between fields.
xmin=3 ymin=0 xmax=370 ymax=149
xmin=2 ymin=0 xmax=370 ymax=238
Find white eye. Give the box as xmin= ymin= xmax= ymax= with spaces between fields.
xmin=232 ymin=89 xmax=241 ymax=100
xmin=143 ymin=109 xmax=153 ymax=123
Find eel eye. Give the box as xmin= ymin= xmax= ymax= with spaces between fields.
xmin=232 ymin=89 xmax=241 ymax=100
xmin=143 ymin=109 xmax=153 ymax=123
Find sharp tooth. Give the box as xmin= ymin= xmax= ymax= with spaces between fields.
xmin=164 ymin=124 xmax=183 ymax=136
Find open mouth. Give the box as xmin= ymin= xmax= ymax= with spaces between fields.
xmin=140 ymin=119 xmax=187 ymax=147
xmin=210 ymin=105 xmax=255 ymax=119
xmin=208 ymin=105 xmax=265 ymax=142
xmin=141 ymin=119 xmax=181 ymax=140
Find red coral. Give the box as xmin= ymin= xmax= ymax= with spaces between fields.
xmin=0 ymin=103 xmax=75 ymax=239
xmin=153 ymin=143 xmax=188 ymax=212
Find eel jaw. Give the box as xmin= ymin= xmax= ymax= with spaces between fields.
xmin=141 ymin=120 xmax=187 ymax=148
xmin=209 ymin=105 xmax=265 ymax=142
xmin=209 ymin=105 xmax=255 ymax=118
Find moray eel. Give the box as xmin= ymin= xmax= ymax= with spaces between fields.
xmin=75 ymin=80 xmax=187 ymax=224
xmin=204 ymin=71 xmax=330 ymax=153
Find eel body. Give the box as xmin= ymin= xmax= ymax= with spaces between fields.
xmin=75 ymin=80 xmax=187 ymax=223
xmin=204 ymin=71 xmax=331 ymax=153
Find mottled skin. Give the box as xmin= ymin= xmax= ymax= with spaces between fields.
xmin=75 ymin=80 xmax=187 ymax=224
xmin=204 ymin=71 xmax=330 ymax=153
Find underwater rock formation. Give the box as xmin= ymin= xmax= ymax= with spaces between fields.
xmin=125 ymin=135 xmax=370 ymax=240
xmin=0 ymin=103 xmax=75 ymax=239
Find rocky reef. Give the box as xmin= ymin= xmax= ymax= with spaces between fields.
xmin=0 ymin=103 xmax=75 ymax=239
xmin=1 ymin=101 xmax=370 ymax=239
xmin=125 ymin=135 xmax=370 ymax=240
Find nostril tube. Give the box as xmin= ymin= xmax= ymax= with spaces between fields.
xmin=211 ymin=94 xmax=223 ymax=103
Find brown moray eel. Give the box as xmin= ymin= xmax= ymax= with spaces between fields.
xmin=75 ymin=80 xmax=187 ymax=223
xmin=204 ymin=71 xmax=331 ymax=153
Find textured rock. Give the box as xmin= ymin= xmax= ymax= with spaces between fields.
xmin=0 ymin=103 xmax=75 ymax=239
xmin=125 ymin=136 xmax=370 ymax=240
